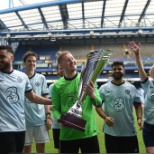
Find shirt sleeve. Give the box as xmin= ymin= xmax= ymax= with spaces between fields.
xmin=92 ymin=85 xmax=102 ymax=107
xmin=134 ymin=87 xmax=142 ymax=104
xmin=98 ymin=85 xmax=105 ymax=103
xmin=141 ymin=78 xmax=151 ymax=94
xmin=52 ymin=83 xmax=61 ymax=120
xmin=25 ymin=75 xmax=32 ymax=92
xmin=41 ymin=75 xmax=49 ymax=95
xmin=48 ymin=83 xmax=54 ymax=98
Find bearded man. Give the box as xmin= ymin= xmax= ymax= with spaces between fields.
xmin=96 ymin=61 xmax=143 ymax=153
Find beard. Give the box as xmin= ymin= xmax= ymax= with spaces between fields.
xmin=112 ymin=72 xmax=123 ymax=80
xmin=0 ymin=62 xmax=11 ymax=71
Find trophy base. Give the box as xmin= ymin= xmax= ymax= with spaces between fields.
xmin=58 ymin=113 xmax=86 ymax=132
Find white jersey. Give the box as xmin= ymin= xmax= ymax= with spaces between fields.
xmin=141 ymin=78 xmax=154 ymax=124
xmin=99 ymin=81 xmax=141 ymax=136
xmin=0 ymin=70 xmax=32 ymax=132
xmin=24 ymin=73 xmax=48 ymax=126
xmin=48 ymin=83 xmax=60 ymax=129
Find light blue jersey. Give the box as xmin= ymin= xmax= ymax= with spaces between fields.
xmin=99 ymin=81 xmax=141 ymax=136
xmin=24 ymin=73 xmax=48 ymax=126
xmin=48 ymin=83 xmax=60 ymax=129
xmin=141 ymin=78 xmax=154 ymax=124
xmin=0 ymin=70 xmax=32 ymax=132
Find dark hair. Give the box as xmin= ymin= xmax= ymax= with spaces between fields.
xmin=23 ymin=51 xmax=38 ymax=62
xmin=0 ymin=45 xmax=14 ymax=55
xmin=111 ymin=61 xmax=124 ymax=68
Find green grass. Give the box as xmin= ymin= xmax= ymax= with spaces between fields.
xmin=32 ymin=109 xmax=146 ymax=153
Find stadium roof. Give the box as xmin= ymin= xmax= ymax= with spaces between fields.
xmin=0 ymin=0 xmax=154 ymax=39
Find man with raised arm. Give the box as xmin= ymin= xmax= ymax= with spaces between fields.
xmin=129 ymin=41 xmax=154 ymax=153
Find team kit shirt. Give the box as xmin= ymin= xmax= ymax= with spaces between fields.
xmin=99 ymin=81 xmax=141 ymax=136
xmin=0 ymin=70 xmax=32 ymax=132
xmin=141 ymin=78 xmax=154 ymax=124
xmin=48 ymin=83 xmax=60 ymax=129
xmin=24 ymin=73 xmax=48 ymax=126
xmin=52 ymin=73 xmax=102 ymax=140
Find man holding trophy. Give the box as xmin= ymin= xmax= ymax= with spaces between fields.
xmin=52 ymin=50 xmax=112 ymax=153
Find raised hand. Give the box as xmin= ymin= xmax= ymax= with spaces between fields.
xmin=128 ymin=41 xmax=141 ymax=55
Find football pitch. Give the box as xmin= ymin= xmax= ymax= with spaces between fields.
xmin=32 ymin=109 xmax=146 ymax=153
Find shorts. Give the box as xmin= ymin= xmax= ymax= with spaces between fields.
xmin=0 ymin=131 xmax=25 ymax=154
xmin=52 ymin=129 xmax=60 ymax=149
xmin=24 ymin=125 xmax=50 ymax=145
xmin=143 ymin=122 xmax=154 ymax=147
xmin=60 ymin=135 xmax=100 ymax=153
xmin=105 ymin=133 xmax=139 ymax=153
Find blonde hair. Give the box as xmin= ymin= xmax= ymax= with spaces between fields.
xmin=57 ymin=51 xmax=71 ymax=64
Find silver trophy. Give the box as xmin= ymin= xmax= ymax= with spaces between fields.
xmin=58 ymin=49 xmax=113 ymax=131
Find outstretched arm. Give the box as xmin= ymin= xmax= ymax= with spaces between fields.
xmin=25 ymin=90 xmax=52 ymax=105
xmin=44 ymin=95 xmax=52 ymax=131
xmin=128 ymin=41 xmax=147 ymax=82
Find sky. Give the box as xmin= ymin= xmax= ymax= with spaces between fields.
xmin=0 ymin=0 xmax=53 ymax=10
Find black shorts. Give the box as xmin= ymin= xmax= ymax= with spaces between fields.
xmin=143 ymin=122 xmax=154 ymax=147
xmin=52 ymin=129 xmax=60 ymax=149
xmin=105 ymin=133 xmax=139 ymax=153
xmin=60 ymin=135 xmax=100 ymax=153
xmin=0 ymin=131 xmax=25 ymax=154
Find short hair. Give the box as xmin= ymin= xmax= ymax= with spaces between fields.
xmin=111 ymin=61 xmax=124 ymax=68
xmin=57 ymin=51 xmax=71 ymax=64
xmin=23 ymin=51 xmax=38 ymax=62
xmin=0 ymin=45 xmax=14 ymax=55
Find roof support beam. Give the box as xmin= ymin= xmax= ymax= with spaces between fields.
xmin=82 ymin=2 xmax=85 ymax=29
xmin=138 ymin=0 xmax=151 ymax=24
xmin=101 ymin=0 xmax=106 ymax=28
xmin=59 ymin=4 xmax=68 ymax=29
xmin=38 ymin=7 xmax=49 ymax=29
xmin=15 ymin=11 xmax=29 ymax=30
xmin=0 ymin=20 xmax=9 ymax=31
xmin=118 ymin=0 xmax=129 ymax=28
xmin=0 ymin=0 xmax=83 ymax=14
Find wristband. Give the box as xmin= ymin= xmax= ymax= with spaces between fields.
xmin=135 ymin=51 xmax=140 ymax=56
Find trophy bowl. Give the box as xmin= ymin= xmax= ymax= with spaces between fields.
xmin=58 ymin=49 xmax=113 ymax=131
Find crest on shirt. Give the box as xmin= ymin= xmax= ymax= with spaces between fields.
xmin=17 ymin=77 xmax=23 ymax=83
xmin=35 ymin=82 xmax=40 ymax=87
xmin=125 ymin=90 xmax=130 ymax=95
xmin=151 ymin=95 xmax=154 ymax=100
xmin=67 ymin=91 xmax=78 ymax=108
